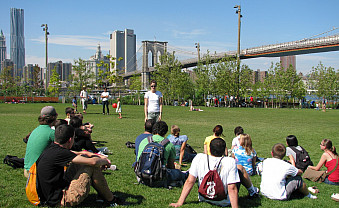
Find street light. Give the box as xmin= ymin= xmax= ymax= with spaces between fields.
xmin=41 ymin=24 xmax=49 ymax=92
xmin=195 ymin=42 xmax=200 ymax=61
xmin=234 ymin=5 xmax=242 ymax=103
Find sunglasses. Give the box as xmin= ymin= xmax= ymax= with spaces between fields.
xmin=151 ymin=85 xmax=156 ymax=88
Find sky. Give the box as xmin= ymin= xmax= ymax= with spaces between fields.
xmin=1 ymin=0 xmax=338 ymax=74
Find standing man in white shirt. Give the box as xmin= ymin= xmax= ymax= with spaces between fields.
xmin=80 ymin=86 xmax=88 ymax=114
xmin=101 ymin=87 xmax=110 ymax=115
xmin=144 ymin=80 xmax=163 ymax=122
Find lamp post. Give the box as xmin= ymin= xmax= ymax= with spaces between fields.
xmin=195 ymin=42 xmax=200 ymax=61
xmin=234 ymin=5 xmax=242 ymax=104
xmin=41 ymin=24 xmax=49 ymax=92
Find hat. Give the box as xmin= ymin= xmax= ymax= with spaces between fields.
xmin=40 ymin=106 xmax=57 ymax=117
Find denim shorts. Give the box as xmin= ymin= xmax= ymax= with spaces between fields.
xmin=324 ymin=177 xmax=339 ymax=186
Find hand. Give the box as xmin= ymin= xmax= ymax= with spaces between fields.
xmin=169 ymin=203 xmax=182 ymax=207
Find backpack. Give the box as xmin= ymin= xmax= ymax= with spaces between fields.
xmin=25 ymin=162 xmax=40 ymax=206
xmin=290 ymin=146 xmax=313 ymax=172
xmin=135 ymin=136 xmax=169 ymax=187
xmin=3 ymin=155 xmax=24 ymax=169
xmin=198 ymin=155 xmax=226 ymax=201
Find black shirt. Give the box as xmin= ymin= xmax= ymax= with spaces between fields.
xmin=36 ymin=143 xmax=77 ymax=206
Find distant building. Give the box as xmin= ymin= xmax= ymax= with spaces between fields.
xmin=10 ymin=8 xmax=25 ymax=78
xmin=85 ymin=44 xmax=110 ymax=85
xmin=23 ymin=64 xmax=34 ymax=85
xmin=2 ymin=59 xmax=14 ymax=77
xmin=48 ymin=61 xmax=72 ymax=83
xmin=0 ymin=30 xmax=6 ymax=73
xmin=252 ymin=69 xmax=268 ymax=84
xmin=110 ymin=29 xmax=136 ymax=74
xmin=280 ymin=55 xmax=296 ymax=71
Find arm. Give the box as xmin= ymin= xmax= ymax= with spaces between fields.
xmin=225 ymin=146 xmax=228 ymax=156
xmin=308 ymin=154 xmax=327 ymax=171
xmin=169 ymin=174 xmax=196 ymax=207
xmin=71 ymin=154 xmax=111 ymax=167
xmin=228 ymin=183 xmax=239 ymax=208
xmin=144 ymin=98 xmax=148 ymax=121
xmin=158 ymin=97 xmax=163 ymax=121
xmin=203 ymin=144 xmax=207 ymax=154
xmin=167 ymin=158 xmax=175 ymax=169
xmin=288 ymin=155 xmax=296 ymax=167
xmin=179 ymin=141 xmax=187 ymax=165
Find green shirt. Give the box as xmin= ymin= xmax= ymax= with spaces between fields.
xmin=137 ymin=134 xmax=176 ymax=166
xmin=24 ymin=125 xmax=55 ymax=170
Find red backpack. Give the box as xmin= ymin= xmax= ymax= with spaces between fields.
xmin=198 ymin=155 xmax=226 ymax=201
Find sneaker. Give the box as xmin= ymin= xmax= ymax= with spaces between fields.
xmin=249 ymin=187 xmax=260 ymax=198
xmin=306 ymin=193 xmax=317 ymax=199
xmin=106 ymin=195 xmax=123 ymax=207
xmin=331 ymin=193 xmax=339 ymax=202
xmin=97 ymin=151 xmax=108 ymax=157
xmin=108 ymin=165 xmax=117 ymax=171
xmin=103 ymin=113 xmax=105 ymax=115
xmin=308 ymin=186 xmax=319 ymax=194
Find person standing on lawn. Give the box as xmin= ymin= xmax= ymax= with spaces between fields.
xmin=101 ymin=87 xmax=110 ymax=115
xmin=144 ymin=80 xmax=163 ymax=122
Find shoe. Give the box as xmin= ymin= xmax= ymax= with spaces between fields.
xmin=97 ymin=151 xmax=108 ymax=157
xmin=103 ymin=113 xmax=105 ymax=115
xmin=306 ymin=193 xmax=317 ymax=199
xmin=308 ymin=186 xmax=319 ymax=194
xmin=108 ymin=165 xmax=117 ymax=171
xmin=106 ymin=195 xmax=123 ymax=207
xmin=249 ymin=187 xmax=260 ymax=198
xmin=332 ymin=193 xmax=339 ymax=202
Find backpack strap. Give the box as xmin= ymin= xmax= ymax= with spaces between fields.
xmin=327 ymin=158 xmax=339 ymax=176
xmin=159 ymin=138 xmax=169 ymax=146
xmin=147 ymin=136 xmax=153 ymax=143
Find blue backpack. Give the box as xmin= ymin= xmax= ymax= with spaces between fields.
xmin=135 ymin=136 xmax=169 ymax=187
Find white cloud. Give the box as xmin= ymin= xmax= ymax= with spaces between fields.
xmin=172 ymin=29 xmax=207 ymax=39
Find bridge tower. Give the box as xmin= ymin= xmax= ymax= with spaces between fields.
xmin=141 ymin=41 xmax=168 ymax=89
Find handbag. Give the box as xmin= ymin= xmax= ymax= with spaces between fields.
xmin=302 ymin=158 xmax=338 ymax=183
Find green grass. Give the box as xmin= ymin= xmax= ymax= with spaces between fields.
xmin=0 ymin=103 xmax=338 ymax=207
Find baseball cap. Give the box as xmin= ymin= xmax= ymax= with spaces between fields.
xmin=40 ymin=106 xmax=58 ymax=117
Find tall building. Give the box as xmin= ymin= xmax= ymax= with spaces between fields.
xmin=23 ymin=64 xmax=34 ymax=85
xmin=280 ymin=55 xmax=296 ymax=71
xmin=48 ymin=61 xmax=72 ymax=83
xmin=10 ymin=8 xmax=25 ymax=78
xmin=0 ymin=30 xmax=6 ymax=73
xmin=2 ymin=59 xmax=14 ymax=77
xmin=110 ymin=29 xmax=136 ymax=74
xmin=85 ymin=44 xmax=110 ymax=85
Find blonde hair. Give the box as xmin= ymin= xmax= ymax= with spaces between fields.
xmin=171 ymin=125 xmax=180 ymax=137
xmin=240 ymin=134 xmax=253 ymax=155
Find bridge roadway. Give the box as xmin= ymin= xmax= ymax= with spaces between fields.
xmin=122 ymin=34 xmax=339 ymax=78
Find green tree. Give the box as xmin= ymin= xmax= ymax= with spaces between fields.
xmin=96 ymin=55 xmax=123 ymax=88
xmin=71 ymin=58 xmax=95 ymax=93
xmin=129 ymin=74 xmax=142 ymax=105
xmin=47 ymin=68 xmax=61 ymax=97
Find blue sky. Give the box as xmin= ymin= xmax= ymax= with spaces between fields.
xmin=1 ymin=0 xmax=338 ymax=74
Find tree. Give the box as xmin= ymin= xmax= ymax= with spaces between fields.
xmin=47 ymin=68 xmax=61 ymax=97
xmin=71 ymin=58 xmax=95 ymax=93
xmin=96 ymin=55 xmax=123 ymax=88
xmin=129 ymin=74 xmax=142 ymax=105
xmin=0 ymin=66 xmax=15 ymax=96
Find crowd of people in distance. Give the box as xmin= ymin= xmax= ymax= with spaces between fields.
xmin=21 ymin=98 xmax=338 ymax=206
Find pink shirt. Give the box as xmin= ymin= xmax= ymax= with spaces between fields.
xmin=325 ymin=158 xmax=339 ymax=182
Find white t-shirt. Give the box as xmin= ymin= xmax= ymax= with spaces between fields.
xmin=231 ymin=135 xmax=241 ymax=149
xmin=190 ymin=153 xmax=240 ymax=207
xmin=260 ymin=158 xmax=299 ymax=200
xmin=145 ymin=91 xmax=162 ymax=113
xmin=80 ymin=90 xmax=88 ymax=101
xmin=101 ymin=91 xmax=109 ymax=102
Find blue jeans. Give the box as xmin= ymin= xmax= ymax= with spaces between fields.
xmin=324 ymin=177 xmax=339 ymax=185
xmin=167 ymin=169 xmax=187 ymax=187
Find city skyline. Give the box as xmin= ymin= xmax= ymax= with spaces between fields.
xmin=1 ymin=0 xmax=338 ymax=75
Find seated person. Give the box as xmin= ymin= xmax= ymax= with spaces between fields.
xmin=166 ymin=125 xmax=196 ymax=168
xmin=285 ymin=135 xmax=313 ymax=172
xmin=133 ymin=119 xmax=155 ymax=166
xmin=170 ymin=138 xmax=239 ymax=207
xmin=65 ymin=107 xmax=75 ymax=124
xmin=231 ymin=126 xmax=244 ymax=150
xmin=136 ymin=121 xmax=187 ymax=187
xmin=69 ymin=116 xmax=98 ymax=153
xmin=232 ymin=134 xmax=257 ymax=176
xmin=260 ymin=143 xmax=317 ymax=200
xmin=204 ymin=125 xmax=228 ymax=156
xmin=189 ymin=105 xmax=203 ymax=111
xmin=36 ymin=124 xmax=121 ymax=206
xmin=74 ymin=113 xmax=94 ymax=133
xmin=308 ymin=139 xmax=339 ymax=185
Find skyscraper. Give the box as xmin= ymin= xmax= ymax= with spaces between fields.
xmin=10 ymin=8 xmax=25 ymax=78
xmin=0 ymin=30 xmax=6 ymax=73
xmin=280 ymin=55 xmax=296 ymax=71
xmin=110 ymin=29 xmax=136 ymax=74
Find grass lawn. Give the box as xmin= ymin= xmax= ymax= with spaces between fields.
xmin=0 ymin=103 xmax=338 ymax=207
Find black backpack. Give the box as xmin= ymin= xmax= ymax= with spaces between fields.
xmin=290 ymin=146 xmax=313 ymax=171
xmin=135 ymin=136 xmax=169 ymax=187
xmin=3 ymin=155 xmax=24 ymax=169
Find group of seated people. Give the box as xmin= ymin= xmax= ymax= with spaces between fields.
xmin=134 ymin=121 xmax=338 ymax=207
xmin=23 ymin=105 xmax=338 ymax=207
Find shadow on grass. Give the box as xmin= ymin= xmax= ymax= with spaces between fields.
xmin=238 ymin=195 xmax=262 ymax=207
xmin=77 ymin=191 xmax=145 ymax=207
xmin=93 ymin=140 xmax=108 ymax=147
